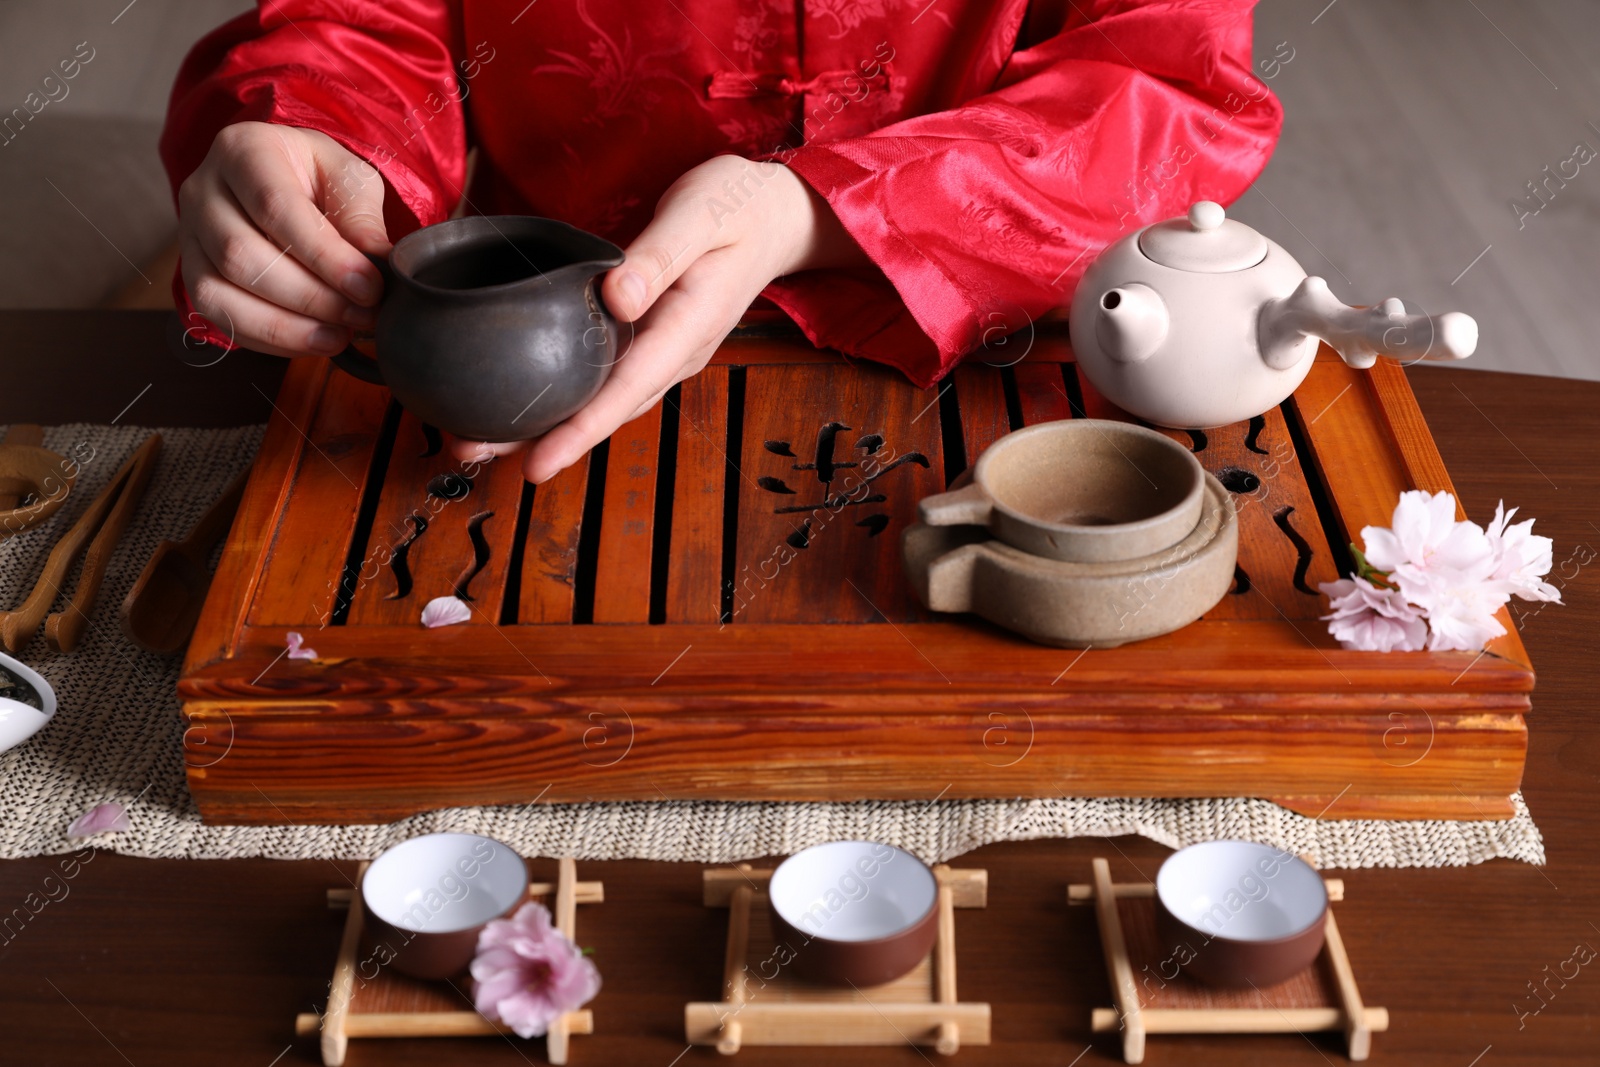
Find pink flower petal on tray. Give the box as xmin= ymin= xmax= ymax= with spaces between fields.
xmin=421 ymin=596 xmax=473 ymax=629
xmin=66 ymin=802 xmax=130 ymax=840
xmin=285 ymin=631 xmax=317 ymax=660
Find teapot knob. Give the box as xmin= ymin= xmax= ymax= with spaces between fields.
xmin=1188 ymin=201 xmax=1226 ymax=232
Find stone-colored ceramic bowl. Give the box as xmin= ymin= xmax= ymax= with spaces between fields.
xmin=916 ymin=420 xmax=1205 ymax=563
xmin=1153 ymin=840 xmax=1328 ymax=988
xmin=767 ymin=841 xmax=939 ymax=988
xmin=360 ymin=832 xmax=529 ymax=980
xmin=903 ymin=471 xmax=1236 ymax=648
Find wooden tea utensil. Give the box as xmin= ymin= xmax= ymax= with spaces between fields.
xmin=0 ymin=433 xmax=162 ymax=654
xmin=0 ymin=424 xmax=44 ymax=510
xmin=120 ymin=466 xmax=248 ymax=654
xmin=0 ymin=425 xmax=78 ymax=542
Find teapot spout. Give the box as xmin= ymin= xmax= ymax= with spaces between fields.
xmin=1093 ymin=283 xmax=1169 ymax=364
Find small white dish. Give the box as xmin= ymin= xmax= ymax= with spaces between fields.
xmin=1154 ymin=839 xmax=1328 ymax=987
xmin=361 ymin=832 xmax=530 ymax=979
xmin=767 ymin=840 xmax=940 ymax=986
xmin=0 ymin=650 xmax=55 ymax=755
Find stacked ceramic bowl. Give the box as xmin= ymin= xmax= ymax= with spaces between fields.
xmin=902 ymin=420 xmax=1237 ymax=647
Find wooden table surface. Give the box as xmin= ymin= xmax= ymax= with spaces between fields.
xmin=1 ymin=311 xmax=1595 ymax=1067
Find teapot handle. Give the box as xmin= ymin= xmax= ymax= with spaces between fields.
xmin=1258 ymin=275 xmax=1478 ymax=371
xmin=328 ymin=253 xmax=394 ymax=386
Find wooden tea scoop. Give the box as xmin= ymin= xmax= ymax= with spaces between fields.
xmin=0 ymin=424 xmax=44 ymax=509
xmin=119 ymin=466 xmax=248 ymax=654
xmin=0 ymin=433 xmax=162 ymax=653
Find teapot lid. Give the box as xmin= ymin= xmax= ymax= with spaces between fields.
xmin=1137 ymin=201 xmax=1267 ymax=272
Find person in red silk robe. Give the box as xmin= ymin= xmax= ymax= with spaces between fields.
xmin=161 ymin=0 xmax=1281 ymax=484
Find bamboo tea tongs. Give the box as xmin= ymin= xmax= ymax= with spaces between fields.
xmin=0 ymin=433 xmax=163 ymax=653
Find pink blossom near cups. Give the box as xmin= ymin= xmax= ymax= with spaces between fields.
xmin=470 ymin=901 xmax=600 ymax=1038
xmin=1319 ymin=490 xmax=1560 ymax=652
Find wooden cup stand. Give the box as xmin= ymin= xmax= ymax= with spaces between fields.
xmin=294 ymin=856 xmax=602 ymax=1066
xmin=1069 ymin=857 xmax=1387 ymax=1063
xmin=686 ymin=864 xmax=991 ymax=1055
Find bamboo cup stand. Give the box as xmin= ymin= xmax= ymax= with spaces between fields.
xmin=1069 ymin=857 xmax=1387 ymax=1063
xmin=295 ymin=856 xmax=602 ymax=1066
xmin=685 ymin=863 xmax=991 ymax=1055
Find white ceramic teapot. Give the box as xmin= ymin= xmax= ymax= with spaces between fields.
xmin=1068 ymin=201 xmax=1479 ymax=428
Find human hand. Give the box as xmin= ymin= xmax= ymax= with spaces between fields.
xmin=177 ymin=121 xmax=390 ymax=357
xmin=450 ymin=155 xmax=864 ymax=483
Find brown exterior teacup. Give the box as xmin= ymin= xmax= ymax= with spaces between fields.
xmin=1153 ymin=840 xmax=1328 ymax=989
xmin=767 ymin=841 xmax=939 ymax=988
xmin=359 ymin=832 xmax=528 ymax=981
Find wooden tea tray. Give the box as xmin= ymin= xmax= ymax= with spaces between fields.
xmin=685 ymin=863 xmax=990 ymax=1054
xmin=1070 ymin=857 xmax=1387 ymax=1063
xmin=294 ymin=856 xmax=601 ymax=1066
xmin=179 ymin=323 xmax=1533 ymax=823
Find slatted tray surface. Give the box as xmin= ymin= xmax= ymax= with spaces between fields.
xmin=180 ymin=326 xmax=1533 ymax=825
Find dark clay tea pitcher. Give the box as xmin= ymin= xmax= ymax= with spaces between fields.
xmin=332 ymin=216 xmax=626 ymax=442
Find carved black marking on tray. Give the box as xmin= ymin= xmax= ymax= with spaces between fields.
xmin=1273 ymin=505 xmax=1318 ymax=595
xmin=453 ymin=511 xmax=494 ymax=600
xmin=427 ymin=472 xmax=473 ymax=501
xmin=385 ymin=513 xmax=429 ymax=600
xmin=1232 ymin=564 xmax=1251 ymax=595
xmin=757 ymin=421 xmax=929 ymax=547
xmin=1245 ymin=415 xmax=1269 ymax=455
xmin=420 ymin=423 xmax=443 ymax=458
xmin=1185 ymin=429 xmax=1208 ymax=453
xmin=856 ymin=514 xmax=889 ymax=537
xmin=1217 ymin=466 xmax=1261 ymax=494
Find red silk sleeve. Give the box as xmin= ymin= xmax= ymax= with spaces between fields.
xmin=762 ymin=0 xmax=1282 ymax=388
xmin=157 ymin=1 xmax=466 ymax=350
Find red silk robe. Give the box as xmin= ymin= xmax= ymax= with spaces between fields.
xmin=160 ymin=0 xmax=1281 ymax=387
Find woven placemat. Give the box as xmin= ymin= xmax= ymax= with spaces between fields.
xmin=0 ymin=424 xmax=1545 ymax=867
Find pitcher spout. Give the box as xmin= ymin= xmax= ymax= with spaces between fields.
xmin=1093 ymin=283 xmax=1169 ymax=364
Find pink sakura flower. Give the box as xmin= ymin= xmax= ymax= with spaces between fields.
xmin=285 ymin=632 xmax=317 ymax=660
xmin=1326 ymin=491 xmax=1561 ymax=653
xmin=1419 ymin=585 xmax=1509 ymax=652
xmin=471 ymin=902 xmax=601 ymax=1039
xmin=1485 ymin=502 xmax=1561 ymax=603
xmin=1362 ymin=491 xmax=1496 ymax=591
xmin=1318 ymin=576 xmax=1428 ymax=652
